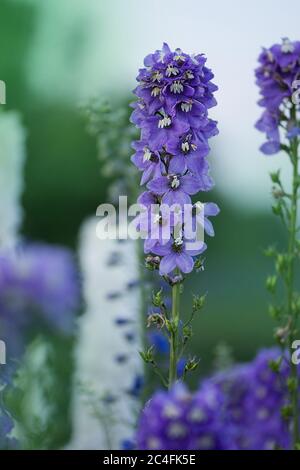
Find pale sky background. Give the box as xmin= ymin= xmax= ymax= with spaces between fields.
xmin=24 ymin=0 xmax=300 ymax=209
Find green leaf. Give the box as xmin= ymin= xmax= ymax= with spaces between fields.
xmin=152 ymin=288 xmax=163 ymax=307
xmin=266 ymin=275 xmax=277 ymax=294
xmin=270 ymin=170 xmax=281 ymax=184
xmin=192 ymin=294 xmax=206 ymax=312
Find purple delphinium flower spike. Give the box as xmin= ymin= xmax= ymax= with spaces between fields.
xmin=131 ymin=44 xmax=219 ymax=390
xmin=255 ymin=39 xmax=300 ymax=448
xmin=255 ymin=38 xmax=300 ymax=154
xmin=131 ymin=43 xmax=219 ymax=276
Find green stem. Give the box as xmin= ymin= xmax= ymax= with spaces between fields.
xmin=168 ymin=281 xmax=180 ymax=388
xmin=287 ymin=121 xmax=299 ymax=448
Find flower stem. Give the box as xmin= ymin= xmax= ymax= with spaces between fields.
xmin=168 ymin=281 xmax=180 ymax=388
xmin=287 ymin=132 xmax=300 ymax=448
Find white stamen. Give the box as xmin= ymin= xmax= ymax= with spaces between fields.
xmin=166 ymin=64 xmax=179 ymax=77
xmin=256 ymin=386 xmax=267 ymax=399
xmin=152 ymin=71 xmax=163 ymax=82
xmin=181 ymin=141 xmax=190 ymax=153
xmin=158 ymin=115 xmax=171 ymax=128
xmin=257 ymin=408 xmax=269 ymax=420
xmin=170 ymin=81 xmax=184 ymax=94
xmin=185 ymin=70 xmax=194 ymax=79
xmin=197 ymin=435 xmax=214 ymax=449
xmin=281 ymin=38 xmax=294 ymax=54
xmin=151 ymin=87 xmax=161 ymax=97
xmin=174 ymin=236 xmax=183 ymax=247
xmin=174 ymin=49 xmax=185 ymax=62
xmin=167 ymin=423 xmax=187 ymax=438
xmin=163 ymin=404 xmax=181 ymax=418
xmin=147 ymin=437 xmax=161 ymax=449
xmin=188 ymin=407 xmax=207 ymax=423
xmin=181 ymin=101 xmax=192 ymax=112
xmin=171 ymin=175 xmax=180 ymax=189
xmin=143 ymin=147 xmax=152 ymax=162
xmin=194 ymin=201 xmax=204 ymax=213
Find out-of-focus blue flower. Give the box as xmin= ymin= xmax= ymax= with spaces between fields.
xmin=148 ymin=331 xmax=169 ymax=354
xmin=136 ymin=348 xmax=296 ymax=450
xmin=136 ymin=383 xmax=234 ymax=450
xmin=205 ymin=348 xmax=291 ymax=450
xmin=0 ymin=243 xmax=80 ymax=366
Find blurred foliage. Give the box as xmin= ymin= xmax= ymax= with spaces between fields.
xmin=82 ymin=99 xmax=139 ymax=205
xmin=5 ymin=335 xmax=74 ymax=449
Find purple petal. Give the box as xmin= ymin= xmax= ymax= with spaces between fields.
xmin=162 ymin=189 xmax=191 ymax=206
xmin=204 ymin=218 xmax=215 ymax=236
xmin=185 ymin=241 xmax=207 ymax=256
xmin=260 ymin=141 xmax=280 ymax=155
xmin=147 ymin=177 xmax=169 ymax=195
xmin=204 ymin=202 xmax=220 ymax=217
xmin=138 ymin=191 xmax=157 ymax=207
xmin=175 ymin=252 xmax=194 ymax=273
xmin=181 ymin=175 xmax=202 ymax=195
xmin=152 ymin=241 xmax=172 ymax=256
xmin=159 ymin=253 xmax=177 ymax=275
xmin=169 ymin=154 xmax=186 ymax=174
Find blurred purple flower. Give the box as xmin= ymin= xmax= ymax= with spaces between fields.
xmin=136 ymin=348 xmax=296 ymax=450
xmin=136 ymin=383 xmax=234 ymax=450
xmin=0 ymin=243 xmax=80 ymax=364
xmin=255 ymin=38 xmax=300 ymax=154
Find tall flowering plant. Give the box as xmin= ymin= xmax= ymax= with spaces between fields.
xmin=255 ymin=38 xmax=300 ymax=448
xmin=131 ymin=43 xmax=219 ymax=388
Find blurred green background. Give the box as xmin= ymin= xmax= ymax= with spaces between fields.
xmin=0 ymin=0 xmax=284 ymax=373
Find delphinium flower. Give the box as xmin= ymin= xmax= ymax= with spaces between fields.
xmin=131 ymin=43 xmax=219 ymax=388
xmin=204 ymin=348 xmax=291 ymax=450
xmin=255 ymin=38 xmax=300 ymax=448
xmin=136 ymin=383 xmax=234 ymax=450
xmin=136 ymin=348 xmax=298 ymax=450
xmin=68 ymin=218 xmax=142 ymax=450
xmin=0 ymin=110 xmax=26 ymax=250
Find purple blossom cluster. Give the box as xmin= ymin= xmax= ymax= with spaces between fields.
xmin=131 ymin=43 xmax=219 ymax=275
xmin=0 ymin=243 xmax=80 ymax=369
xmin=136 ymin=382 xmax=234 ymax=450
xmin=136 ymin=349 xmax=295 ymax=450
xmin=255 ymin=38 xmax=300 ymax=154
